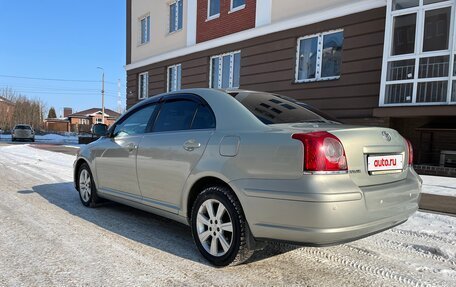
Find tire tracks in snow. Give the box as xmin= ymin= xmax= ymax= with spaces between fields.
xmin=298 ymin=247 xmax=436 ymax=287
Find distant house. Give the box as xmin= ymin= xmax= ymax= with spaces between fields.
xmin=0 ymin=96 xmax=15 ymax=129
xmin=45 ymin=108 xmax=121 ymax=133
xmin=68 ymin=108 xmax=121 ymax=127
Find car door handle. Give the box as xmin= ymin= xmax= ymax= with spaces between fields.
xmin=127 ymin=143 xmax=137 ymax=152
xmin=183 ymin=139 xmax=201 ymax=152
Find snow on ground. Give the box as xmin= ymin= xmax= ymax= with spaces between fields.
xmin=0 ymin=133 xmax=78 ymax=144
xmin=421 ymin=175 xmax=456 ymax=197
xmin=0 ymin=144 xmax=455 ymax=287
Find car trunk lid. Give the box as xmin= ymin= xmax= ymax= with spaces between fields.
xmin=272 ymin=123 xmax=410 ymax=187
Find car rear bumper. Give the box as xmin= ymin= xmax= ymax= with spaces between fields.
xmin=230 ymin=169 xmax=421 ymax=245
xmin=13 ymin=132 xmax=34 ymax=140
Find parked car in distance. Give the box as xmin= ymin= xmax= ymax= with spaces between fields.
xmin=74 ymin=89 xmax=422 ymax=266
xmin=12 ymin=124 xmax=35 ymax=142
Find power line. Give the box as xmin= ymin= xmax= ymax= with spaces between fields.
xmin=0 ymin=74 xmax=120 ymax=85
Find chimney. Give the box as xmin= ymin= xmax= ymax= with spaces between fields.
xmin=63 ymin=107 xmax=73 ymax=118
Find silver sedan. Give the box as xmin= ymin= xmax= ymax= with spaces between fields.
xmin=73 ymin=89 xmax=421 ymax=266
xmin=12 ymin=124 xmax=35 ymax=142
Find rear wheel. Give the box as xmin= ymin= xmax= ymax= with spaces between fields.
xmin=78 ymin=163 xmax=99 ymax=207
xmin=190 ymin=186 xmax=253 ymax=266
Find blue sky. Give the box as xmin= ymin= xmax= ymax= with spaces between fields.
xmin=0 ymin=1 xmax=126 ymax=116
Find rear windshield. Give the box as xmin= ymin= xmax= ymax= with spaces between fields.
xmin=14 ymin=125 xmax=32 ymax=130
xmin=231 ymin=92 xmax=340 ymax=125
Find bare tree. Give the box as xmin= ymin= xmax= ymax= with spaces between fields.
xmin=0 ymin=88 xmax=46 ymax=131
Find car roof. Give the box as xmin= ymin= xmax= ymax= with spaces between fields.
xmin=125 ymin=88 xmax=268 ymax=131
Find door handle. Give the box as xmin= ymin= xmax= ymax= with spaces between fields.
xmin=183 ymin=139 xmax=201 ymax=152
xmin=127 ymin=143 xmax=137 ymax=152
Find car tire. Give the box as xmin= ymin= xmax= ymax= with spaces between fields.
xmin=190 ymin=185 xmax=254 ymax=267
xmin=77 ymin=163 xmax=99 ymax=207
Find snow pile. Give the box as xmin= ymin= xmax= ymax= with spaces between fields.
xmin=35 ymin=134 xmax=78 ymax=144
xmin=421 ymin=175 xmax=456 ymax=197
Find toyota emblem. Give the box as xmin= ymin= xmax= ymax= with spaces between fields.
xmin=382 ymin=131 xmax=392 ymax=142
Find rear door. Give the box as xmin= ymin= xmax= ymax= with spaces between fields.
xmin=136 ymin=95 xmax=215 ymax=213
xmin=95 ymin=103 xmax=158 ymax=198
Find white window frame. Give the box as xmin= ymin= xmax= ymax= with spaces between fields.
xmin=167 ymin=64 xmax=182 ymax=92
xmin=294 ymin=29 xmax=344 ymax=83
xmin=169 ymin=0 xmax=183 ymax=34
xmin=138 ymin=72 xmax=149 ymax=100
xmin=207 ymin=0 xmax=220 ymax=21
xmin=209 ymin=51 xmax=241 ymax=89
xmin=230 ymin=0 xmax=246 ymax=13
xmin=138 ymin=14 xmax=151 ymax=45
xmin=96 ymin=118 xmax=103 ymax=124
xmin=379 ymin=0 xmax=456 ymax=107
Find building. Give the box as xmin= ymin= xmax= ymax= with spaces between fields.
xmin=0 ymin=96 xmax=15 ymax=130
xmin=45 ymin=108 xmax=120 ymax=133
xmin=125 ymin=0 xmax=456 ymax=168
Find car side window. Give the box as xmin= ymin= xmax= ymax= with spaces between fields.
xmin=153 ymin=99 xmax=198 ymax=132
xmin=191 ymin=105 xmax=216 ymax=130
xmin=113 ymin=104 xmax=157 ymax=137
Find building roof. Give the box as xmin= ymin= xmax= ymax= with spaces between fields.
xmin=44 ymin=118 xmax=69 ymax=123
xmin=68 ymin=108 xmax=121 ymax=119
xmin=0 ymin=96 xmax=14 ymax=106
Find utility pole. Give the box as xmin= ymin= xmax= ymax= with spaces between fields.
xmin=117 ymin=79 xmax=122 ymax=114
xmin=97 ymin=67 xmax=105 ymax=124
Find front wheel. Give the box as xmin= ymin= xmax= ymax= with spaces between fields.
xmin=190 ymin=186 xmax=253 ymax=266
xmin=78 ymin=163 xmax=99 ymax=207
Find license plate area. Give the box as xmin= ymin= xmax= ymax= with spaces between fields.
xmin=367 ymin=154 xmax=404 ymax=175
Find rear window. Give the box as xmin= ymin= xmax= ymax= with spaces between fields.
xmin=231 ymin=92 xmax=339 ymax=125
xmin=14 ymin=125 xmax=31 ymax=130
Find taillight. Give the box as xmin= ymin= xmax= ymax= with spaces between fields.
xmin=292 ymin=131 xmax=347 ymax=173
xmin=406 ymin=139 xmax=413 ymax=165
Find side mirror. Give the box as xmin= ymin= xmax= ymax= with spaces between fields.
xmin=91 ymin=123 xmax=108 ymax=137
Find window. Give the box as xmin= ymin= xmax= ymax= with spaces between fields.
xmin=169 ymin=0 xmax=183 ymax=33
xmin=208 ymin=0 xmax=220 ymax=19
xmin=167 ymin=64 xmax=182 ymax=92
xmin=153 ymin=99 xmax=198 ymax=132
xmin=231 ymin=0 xmax=245 ymax=12
xmin=95 ymin=118 xmax=103 ymax=124
xmin=138 ymin=72 xmax=149 ymax=100
xmin=210 ymin=51 xmax=241 ymax=89
xmin=139 ymin=15 xmax=150 ymax=44
xmin=192 ymin=105 xmax=216 ymax=129
xmin=231 ymin=92 xmax=334 ymax=125
xmin=113 ymin=104 xmax=157 ymax=137
xmin=381 ymin=0 xmax=456 ymax=106
xmin=296 ymin=30 xmax=344 ymax=82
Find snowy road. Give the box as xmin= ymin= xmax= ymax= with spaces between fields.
xmin=0 ymin=144 xmax=455 ymax=287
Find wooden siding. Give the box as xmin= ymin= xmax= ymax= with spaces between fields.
xmin=127 ymin=7 xmax=386 ymax=120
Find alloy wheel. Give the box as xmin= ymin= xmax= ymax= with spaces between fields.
xmin=196 ymin=199 xmax=234 ymax=257
xmin=79 ymin=169 xmax=92 ymax=203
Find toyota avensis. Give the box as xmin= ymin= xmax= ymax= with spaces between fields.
xmin=74 ymin=89 xmax=421 ymax=266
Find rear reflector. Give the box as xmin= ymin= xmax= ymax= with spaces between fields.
xmin=292 ymin=131 xmax=348 ymax=173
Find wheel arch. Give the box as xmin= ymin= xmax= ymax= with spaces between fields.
xmin=185 ymin=175 xmax=242 ymax=221
xmin=74 ymin=158 xmax=91 ymax=191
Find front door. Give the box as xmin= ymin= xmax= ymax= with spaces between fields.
xmin=95 ymin=103 xmax=158 ymax=199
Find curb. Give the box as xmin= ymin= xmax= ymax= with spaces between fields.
xmin=419 ymin=193 xmax=456 ymax=215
